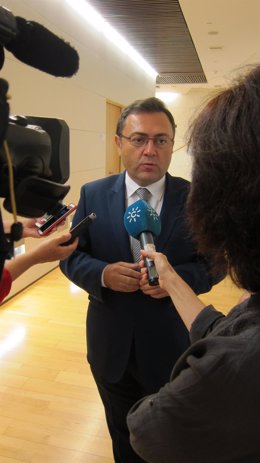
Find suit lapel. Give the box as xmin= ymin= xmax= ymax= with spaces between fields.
xmin=107 ymin=172 xmax=133 ymax=261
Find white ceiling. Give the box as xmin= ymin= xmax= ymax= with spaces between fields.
xmin=179 ymin=0 xmax=260 ymax=90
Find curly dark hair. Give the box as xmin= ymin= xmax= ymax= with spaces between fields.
xmin=187 ymin=65 xmax=260 ymax=292
xmin=116 ymin=97 xmax=176 ymax=136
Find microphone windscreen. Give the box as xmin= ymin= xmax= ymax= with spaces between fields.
xmin=124 ymin=200 xmax=161 ymax=239
xmin=5 ymin=17 xmax=79 ymax=77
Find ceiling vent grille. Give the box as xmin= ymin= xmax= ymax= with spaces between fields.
xmin=90 ymin=0 xmax=207 ymax=80
xmin=156 ymin=73 xmax=207 ymax=85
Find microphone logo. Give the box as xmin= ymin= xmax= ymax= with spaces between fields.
xmin=125 ymin=201 xmax=159 ymax=225
xmin=125 ymin=204 xmax=141 ymax=223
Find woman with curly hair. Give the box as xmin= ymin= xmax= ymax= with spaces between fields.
xmin=127 ymin=65 xmax=260 ymax=463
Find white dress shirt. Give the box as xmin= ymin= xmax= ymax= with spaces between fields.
xmin=125 ymin=171 xmax=165 ymax=214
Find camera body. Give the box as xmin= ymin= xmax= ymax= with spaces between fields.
xmin=0 ymin=114 xmax=71 ymax=218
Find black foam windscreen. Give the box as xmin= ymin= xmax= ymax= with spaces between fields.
xmin=5 ymin=17 xmax=79 ymax=77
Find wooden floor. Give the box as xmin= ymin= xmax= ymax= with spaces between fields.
xmin=0 ymin=268 xmax=244 ymax=463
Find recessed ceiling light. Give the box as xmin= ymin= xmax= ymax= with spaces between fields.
xmin=155 ymin=91 xmax=180 ymax=104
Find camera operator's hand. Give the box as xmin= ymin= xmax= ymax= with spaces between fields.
xmin=22 ymin=218 xmax=47 ymax=238
xmin=3 ymin=218 xmax=65 ymax=238
xmin=3 ymin=218 xmax=42 ymax=238
xmin=5 ymin=233 xmax=78 ymax=282
xmin=31 ymin=233 xmax=78 ymax=263
xmin=22 ymin=217 xmax=66 ymax=237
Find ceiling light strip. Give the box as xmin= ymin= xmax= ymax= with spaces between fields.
xmin=66 ymin=0 xmax=158 ymax=79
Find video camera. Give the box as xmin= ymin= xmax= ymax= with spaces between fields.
xmin=0 ymin=5 xmax=79 ymax=277
xmin=0 ymin=113 xmax=70 ymax=217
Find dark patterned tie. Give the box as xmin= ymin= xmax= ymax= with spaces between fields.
xmin=131 ymin=188 xmax=151 ymax=262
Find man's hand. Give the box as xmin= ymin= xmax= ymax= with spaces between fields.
xmin=139 ymin=269 xmax=169 ymax=298
xmin=103 ymin=262 xmax=142 ymax=292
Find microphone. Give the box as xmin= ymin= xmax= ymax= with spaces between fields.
xmin=0 ymin=6 xmax=79 ymax=77
xmin=124 ymin=199 xmax=161 ymax=286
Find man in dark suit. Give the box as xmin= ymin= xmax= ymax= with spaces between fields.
xmin=60 ymin=97 xmax=222 ymax=463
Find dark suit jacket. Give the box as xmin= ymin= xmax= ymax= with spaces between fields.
xmin=60 ymin=172 xmax=221 ymax=390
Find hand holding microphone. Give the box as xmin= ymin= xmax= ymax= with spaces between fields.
xmin=124 ymin=199 xmax=161 ymax=286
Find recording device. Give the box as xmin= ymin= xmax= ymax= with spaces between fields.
xmin=0 ymin=115 xmax=71 ymax=217
xmin=61 ymin=212 xmax=97 ymax=246
xmin=124 ymin=200 xmax=161 ymax=286
xmin=0 ymin=5 xmax=80 ymax=275
xmin=36 ymin=203 xmax=77 ymax=236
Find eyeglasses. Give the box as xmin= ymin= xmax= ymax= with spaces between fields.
xmin=120 ymin=133 xmax=174 ymax=148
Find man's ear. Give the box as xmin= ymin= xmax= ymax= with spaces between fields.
xmin=115 ymin=134 xmax=122 ymax=150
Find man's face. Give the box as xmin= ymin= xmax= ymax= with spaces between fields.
xmin=115 ymin=112 xmax=174 ymax=186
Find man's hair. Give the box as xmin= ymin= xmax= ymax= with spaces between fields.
xmin=186 ymin=65 xmax=260 ymax=292
xmin=116 ymin=97 xmax=176 ymax=136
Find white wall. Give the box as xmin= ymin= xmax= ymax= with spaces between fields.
xmin=1 ymin=0 xmax=155 ymax=298
xmin=167 ymin=87 xmax=218 ymax=180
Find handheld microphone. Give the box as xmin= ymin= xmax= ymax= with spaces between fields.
xmin=124 ymin=199 xmax=161 ymax=286
xmin=0 ymin=6 xmax=79 ymax=77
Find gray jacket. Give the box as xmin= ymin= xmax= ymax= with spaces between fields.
xmin=127 ymin=293 xmax=260 ymax=463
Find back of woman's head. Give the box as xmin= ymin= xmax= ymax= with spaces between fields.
xmin=187 ymin=65 xmax=260 ymax=292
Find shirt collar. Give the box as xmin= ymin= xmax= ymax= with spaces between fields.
xmin=125 ymin=171 xmax=166 ymax=201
